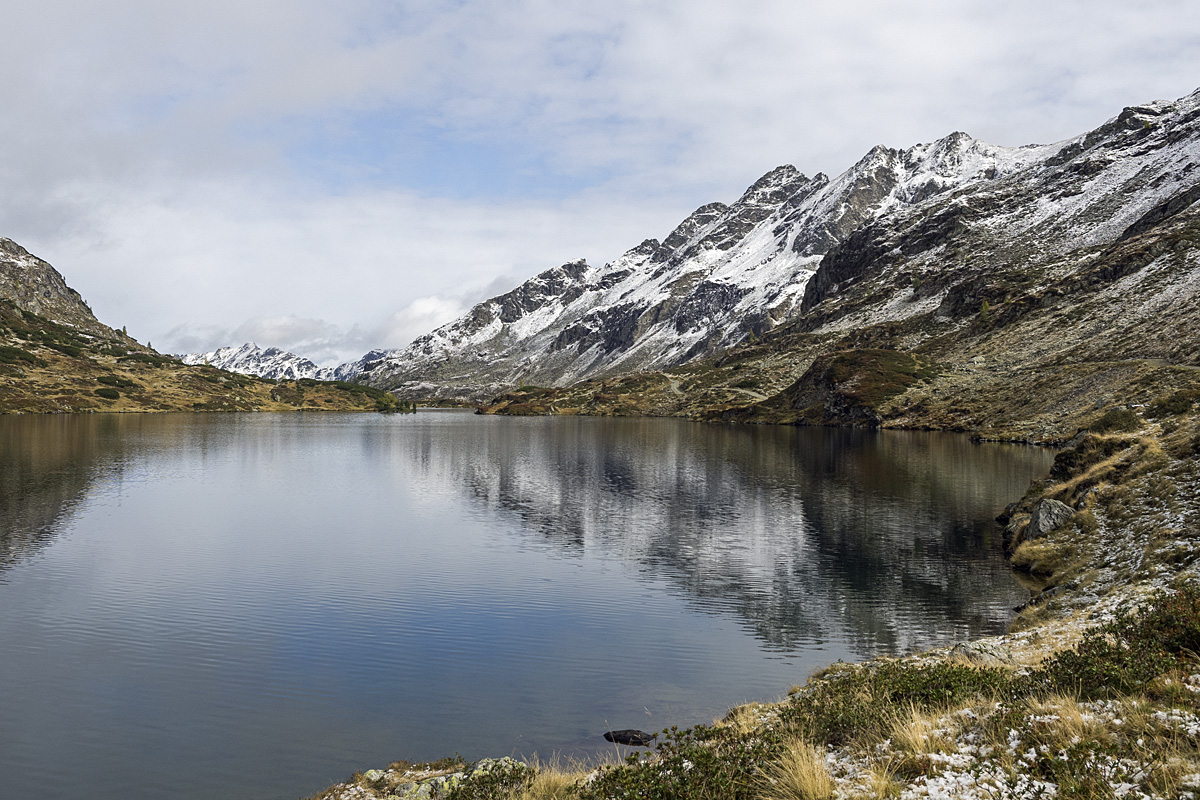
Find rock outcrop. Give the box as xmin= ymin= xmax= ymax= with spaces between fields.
xmin=0 ymin=238 xmax=117 ymax=338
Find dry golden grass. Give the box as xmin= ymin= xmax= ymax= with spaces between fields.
xmin=758 ymin=740 xmax=833 ymax=800
xmin=1024 ymin=692 xmax=1108 ymax=749
xmin=890 ymin=704 xmax=953 ymax=757
xmin=1010 ymin=539 xmax=1077 ymax=577
xmin=721 ymin=702 xmax=769 ymax=735
xmin=862 ymin=763 xmax=902 ymax=799
xmin=513 ymin=768 xmax=581 ymax=800
xmin=511 ymin=755 xmax=604 ymax=800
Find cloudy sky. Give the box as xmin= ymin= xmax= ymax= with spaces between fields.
xmin=2 ymin=1 xmax=1197 ymax=365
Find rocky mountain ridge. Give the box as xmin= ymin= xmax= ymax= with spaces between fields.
xmin=299 ymin=87 xmax=1199 ymax=401
xmin=0 ymin=238 xmax=121 ymax=339
xmin=180 ymin=342 xmax=336 ymax=381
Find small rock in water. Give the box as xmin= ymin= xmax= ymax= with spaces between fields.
xmin=604 ymin=729 xmax=655 ymax=746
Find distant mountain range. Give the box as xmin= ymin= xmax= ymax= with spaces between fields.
xmin=179 ymin=343 xmax=346 ymax=382
xmin=189 ymin=86 xmax=1198 ymax=399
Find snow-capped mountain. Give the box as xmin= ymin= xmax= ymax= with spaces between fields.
xmin=187 ymin=88 xmax=1200 ymax=397
xmin=178 ymin=342 xmax=397 ymax=383
xmin=180 ymin=343 xmax=336 ymax=381
xmin=342 ymin=87 xmax=1200 ymax=399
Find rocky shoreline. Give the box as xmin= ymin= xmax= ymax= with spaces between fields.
xmin=310 ymin=398 xmax=1200 ymax=800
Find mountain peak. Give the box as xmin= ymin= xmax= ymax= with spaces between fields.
xmin=180 ymin=342 xmax=328 ymax=381
xmin=208 ymin=85 xmax=1200 ymax=401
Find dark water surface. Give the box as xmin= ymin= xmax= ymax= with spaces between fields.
xmin=0 ymin=411 xmax=1052 ymax=799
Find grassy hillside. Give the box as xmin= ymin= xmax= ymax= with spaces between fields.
xmin=0 ymin=299 xmax=400 ymax=413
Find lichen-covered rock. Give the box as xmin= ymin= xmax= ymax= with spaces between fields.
xmin=1026 ymin=499 xmax=1075 ymax=540
xmin=387 ymin=780 xmax=433 ymax=799
xmin=950 ymin=641 xmax=1014 ymax=665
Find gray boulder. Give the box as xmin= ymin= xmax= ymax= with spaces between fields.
xmin=604 ymin=729 xmax=656 ymax=746
xmin=950 ymin=641 xmax=1014 ymax=665
xmin=1026 ymin=499 xmax=1074 ymax=540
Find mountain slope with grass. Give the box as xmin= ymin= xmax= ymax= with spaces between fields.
xmin=0 ymin=246 xmax=399 ymax=414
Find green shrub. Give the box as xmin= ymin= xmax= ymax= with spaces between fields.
xmin=780 ymin=661 xmax=1010 ymax=746
xmin=1049 ymin=434 xmax=1134 ymax=480
xmin=1148 ymin=389 xmax=1200 ymax=417
xmin=45 ymin=342 xmax=82 ymax=357
xmin=120 ymin=352 xmax=173 ymax=367
xmin=94 ymin=387 xmax=120 ymax=400
xmin=1089 ymin=407 xmax=1141 ymax=433
xmin=97 ymin=374 xmax=136 ymax=388
xmin=446 ymin=759 xmax=533 ymax=800
xmin=0 ymin=345 xmax=42 ymax=365
xmin=577 ymin=725 xmax=781 ymax=800
xmin=1028 ymin=586 xmax=1200 ymax=698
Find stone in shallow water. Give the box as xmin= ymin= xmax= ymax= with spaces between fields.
xmin=604 ymin=729 xmax=656 ymax=746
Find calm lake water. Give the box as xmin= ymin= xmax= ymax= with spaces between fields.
xmin=0 ymin=411 xmax=1053 ymax=799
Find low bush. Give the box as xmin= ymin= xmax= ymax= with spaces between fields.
xmin=1089 ymin=407 xmax=1141 ymax=433
xmin=577 ymin=725 xmax=782 ymax=800
xmin=1049 ymin=434 xmax=1134 ymax=480
xmin=120 ymin=352 xmax=174 ymax=367
xmin=97 ymin=374 xmax=136 ymax=388
xmin=446 ymin=760 xmax=533 ymax=800
xmin=94 ymin=387 xmax=120 ymax=400
xmin=1148 ymin=389 xmax=1200 ymax=417
xmin=0 ymin=345 xmax=42 ymax=365
xmin=780 ymin=661 xmax=1011 ymax=746
xmin=1028 ymin=586 xmax=1200 ymax=698
xmin=44 ymin=341 xmax=82 ymax=358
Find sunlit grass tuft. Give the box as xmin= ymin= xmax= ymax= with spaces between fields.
xmin=759 ymin=740 xmax=833 ymax=800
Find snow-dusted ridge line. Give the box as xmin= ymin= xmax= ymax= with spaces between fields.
xmin=178 ymin=342 xmax=361 ymax=382
xmin=195 ymin=87 xmax=1200 ymax=395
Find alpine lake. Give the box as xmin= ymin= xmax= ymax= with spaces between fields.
xmin=0 ymin=410 xmax=1054 ymax=799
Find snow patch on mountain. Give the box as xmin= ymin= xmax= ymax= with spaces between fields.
xmin=179 ymin=342 xmax=360 ymax=381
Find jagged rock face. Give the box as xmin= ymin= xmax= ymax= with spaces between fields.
xmin=179 ymin=343 xmax=357 ymax=382
xmin=799 ymin=94 xmax=1200 ymax=324
xmin=0 ymin=238 xmax=114 ymax=336
xmin=338 ymin=87 xmax=1200 ymax=399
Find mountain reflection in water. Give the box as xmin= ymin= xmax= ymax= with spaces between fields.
xmin=0 ymin=411 xmax=1053 ymax=800
xmin=380 ymin=415 xmax=1051 ymax=658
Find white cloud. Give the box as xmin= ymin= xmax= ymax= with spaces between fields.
xmin=28 ymin=177 xmax=675 ymax=364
